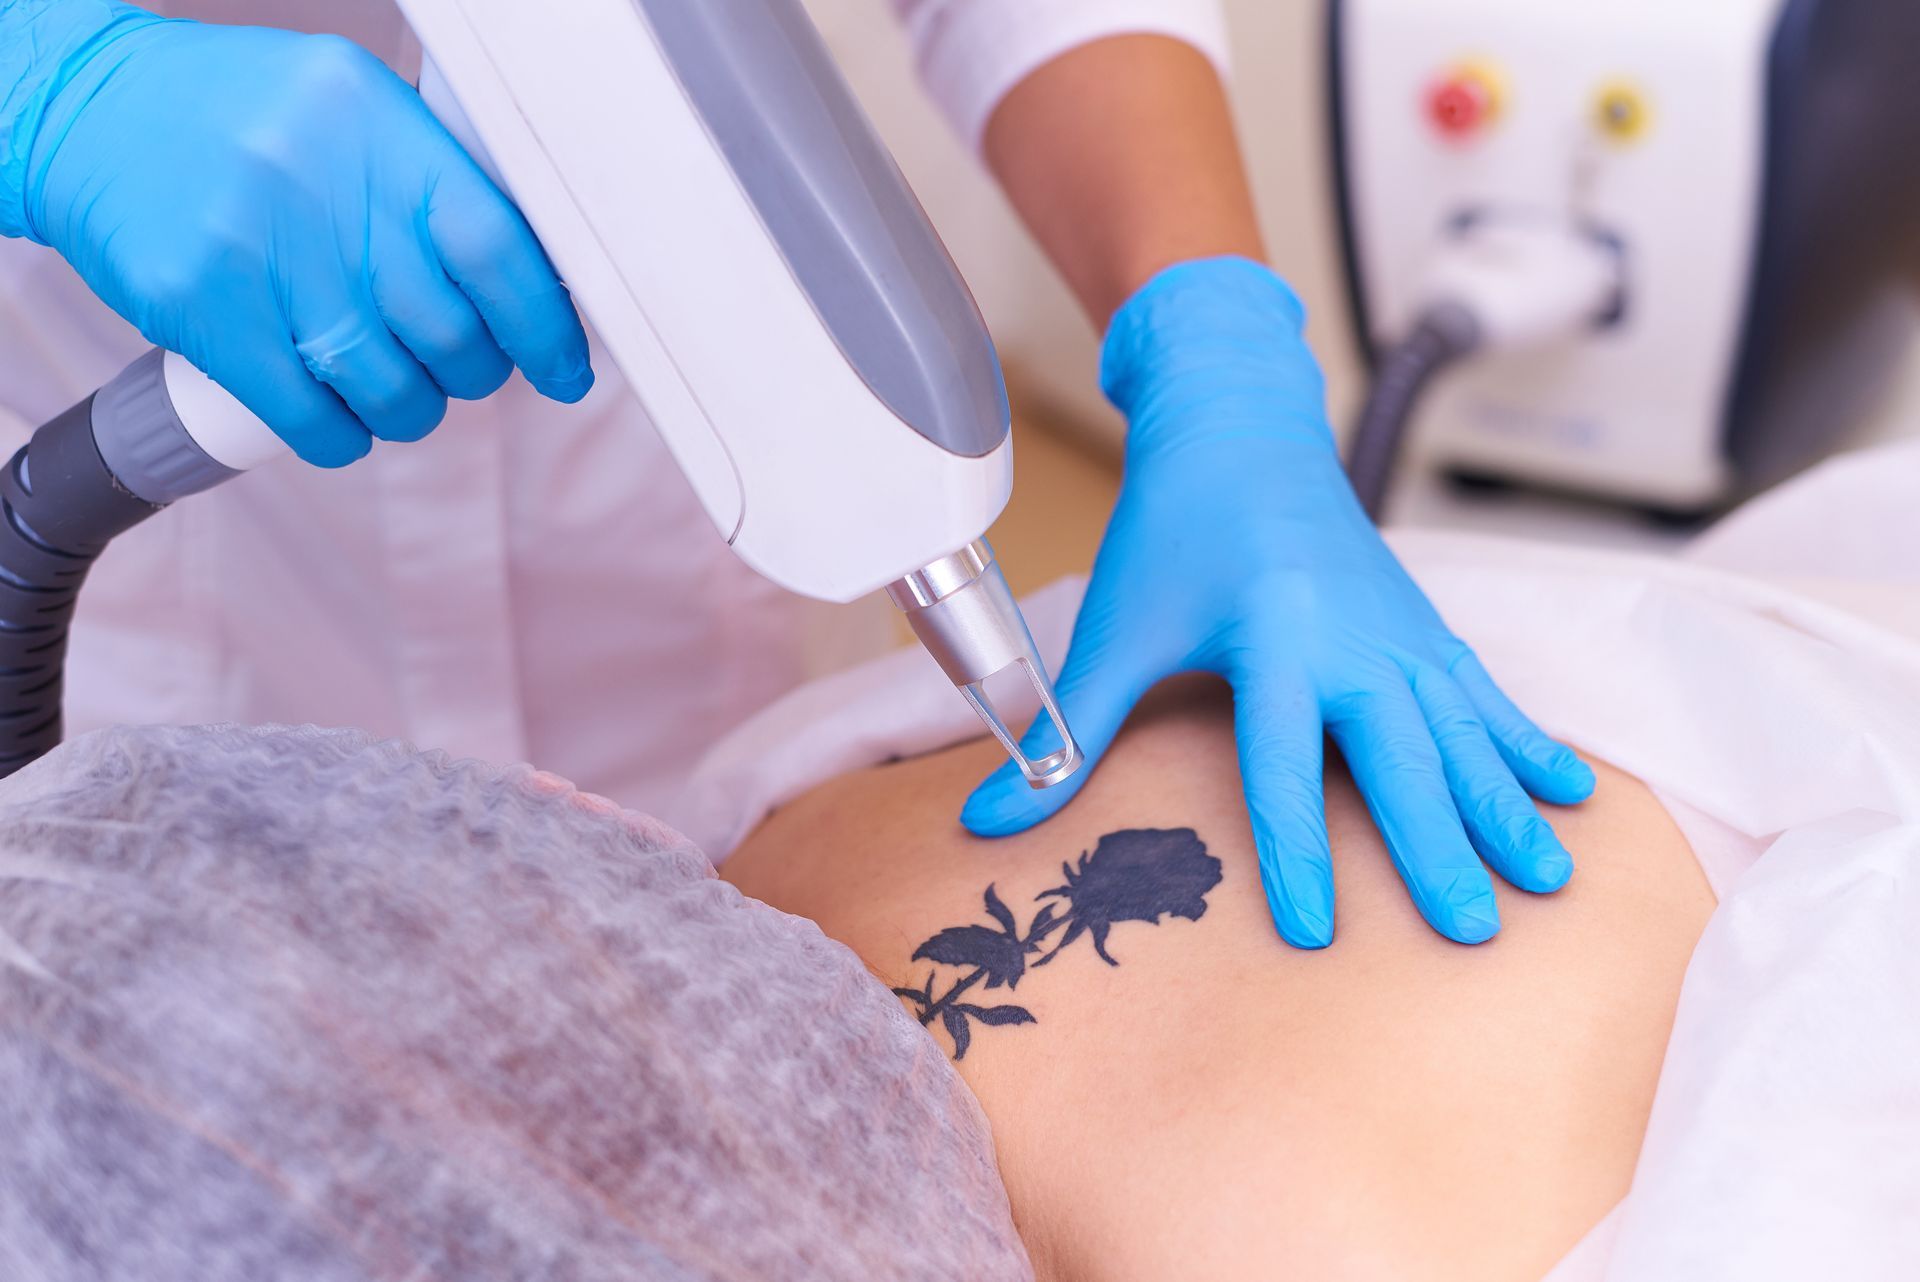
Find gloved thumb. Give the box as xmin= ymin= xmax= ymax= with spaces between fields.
xmin=959 ymin=588 xmax=1160 ymax=839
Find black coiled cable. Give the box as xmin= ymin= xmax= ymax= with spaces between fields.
xmin=0 ymin=397 xmax=164 ymax=775
xmin=1345 ymin=302 xmax=1482 ymax=521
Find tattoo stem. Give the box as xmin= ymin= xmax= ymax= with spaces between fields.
xmin=1026 ymin=913 xmax=1067 ymax=948
xmin=917 ymin=967 xmax=986 ymax=1026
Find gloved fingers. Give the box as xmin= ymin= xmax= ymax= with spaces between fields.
xmin=370 ymin=219 xmax=514 ymax=402
xmin=1448 ymin=649 xmax=1596 ymax=805
xmin=1407 ymin=665 xmax=1574 ymax=894
xmin=426 ymin=160 xmax=593 ymax=404
xmin=208 ymin=338 xmax=371 ymax=469
xmin=1326 ymin=682 xmax=1501 ymax=944
xmin=1231 ymin=665 xmax=1335 ymax=948
xmin=960 ymin=583 xmax=1166 ymax=839
xmin=290 ymin=278 xmax=450 ymax=445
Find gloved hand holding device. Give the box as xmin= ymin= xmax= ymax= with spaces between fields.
xmin=0 ymin=0 xmax=592 ymax=467
xmin=962 ymin=257 xmax=1597 ymax=947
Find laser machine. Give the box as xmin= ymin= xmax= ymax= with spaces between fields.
xmin=0 ymin=0 xmax=1082 ymax=785
xmin=1329 ymin=0 xmax=1920 ymax=518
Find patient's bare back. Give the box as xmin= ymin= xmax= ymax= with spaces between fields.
xmin=724 ymin=677 xmax=1713 ymax=1282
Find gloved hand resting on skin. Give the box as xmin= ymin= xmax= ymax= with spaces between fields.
xmin=0 ymin=0 xmax=592 ymax=466
xmin=961 ymin=257 xmax=1596 ymax=947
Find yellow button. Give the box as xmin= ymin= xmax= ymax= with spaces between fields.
xmin=1594 ymin=80 xmax=1653 ymax=143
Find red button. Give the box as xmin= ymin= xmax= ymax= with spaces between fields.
xmin=1428 ymin=75 xmax=1494 ymax=137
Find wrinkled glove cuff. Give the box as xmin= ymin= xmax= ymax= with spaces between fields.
xmin=0 ymin=0 xmax=160 ymax=242
xmin=1100 ymin=256 xmax=1336 ymax=457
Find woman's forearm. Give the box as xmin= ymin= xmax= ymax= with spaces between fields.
xmin=982 ymin=34 xmax=1266 ymax=327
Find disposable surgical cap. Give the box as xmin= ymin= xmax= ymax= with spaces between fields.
xmin=0 ymin=725 xmax=1029 ymax=1281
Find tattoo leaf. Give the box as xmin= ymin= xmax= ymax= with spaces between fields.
xmin=955 ymin=1004 xmax=1036 ymax=1028
xmin=943 ymin=1007 xmax=972 ymax=1061
xmin=913 ymin=925 xmax=1028 ymax=989
xmin=983 ymin=884 xmax=1017 ymax=933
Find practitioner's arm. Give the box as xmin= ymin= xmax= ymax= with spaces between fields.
xmin=953 ymin=31 xmax=1600 ymax=953
xmin=982 ymin=35 xmax=1264 ymax=325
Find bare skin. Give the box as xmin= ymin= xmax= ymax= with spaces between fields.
xmin=984 ymin=35 xmax=1268 ymax=325
xmin=723 ymin=677 xmax=1715 ymax=1282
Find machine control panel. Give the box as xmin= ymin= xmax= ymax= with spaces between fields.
xmin=1337 ymin=0 xmax=1781 ymax=506
xmin=1425 ymin=60 xmax=1506 ymax=140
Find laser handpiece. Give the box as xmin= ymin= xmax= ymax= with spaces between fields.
xmin=0 ymin=0 xmax=1084 ymax=787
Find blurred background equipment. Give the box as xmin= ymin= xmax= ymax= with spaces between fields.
xmin=1332 ymin=0 xmax=1920 ymax=519
xmin=807 ymin=0 xmax=1920 ymax=559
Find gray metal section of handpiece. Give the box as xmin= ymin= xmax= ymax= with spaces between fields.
xmin=635 ymin=0 xmax=1012 ymax=459
xmin=91 ymin=349 xmax=241 ymax=506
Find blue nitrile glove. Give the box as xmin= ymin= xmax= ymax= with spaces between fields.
xmin=0 ymin=0 xmax=591 ymax=466
xmin=961 ymin=257 xmax=1596 ymax=947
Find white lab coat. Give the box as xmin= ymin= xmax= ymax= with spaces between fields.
xmin=0 ymin=0 xmax=1228 ymax=810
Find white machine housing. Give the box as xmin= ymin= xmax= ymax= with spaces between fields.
xmin=1331 ymin=0 xmax=1920 ymax=510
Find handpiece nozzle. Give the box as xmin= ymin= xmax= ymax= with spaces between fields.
xmin=887 ymin=541 xmax=1082 ymax=789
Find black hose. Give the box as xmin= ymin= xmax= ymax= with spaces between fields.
xmin=1345 ymin=302 xmax=1481 ymax=521
xmin=0 ymin=396 xmax=165 ymax=775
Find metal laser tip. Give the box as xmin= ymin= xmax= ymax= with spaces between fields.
xmin=886 ymin=540 xmax=1084 ymax=790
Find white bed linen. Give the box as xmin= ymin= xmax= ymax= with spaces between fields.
xmin=670 ymin=441 xmax=1920 ymax=1281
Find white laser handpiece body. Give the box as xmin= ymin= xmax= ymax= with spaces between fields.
xmin=149 ymin=0 xmax=1080 ymax=787
xmin=398 ymin=0 xmax=1015 ymax=602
